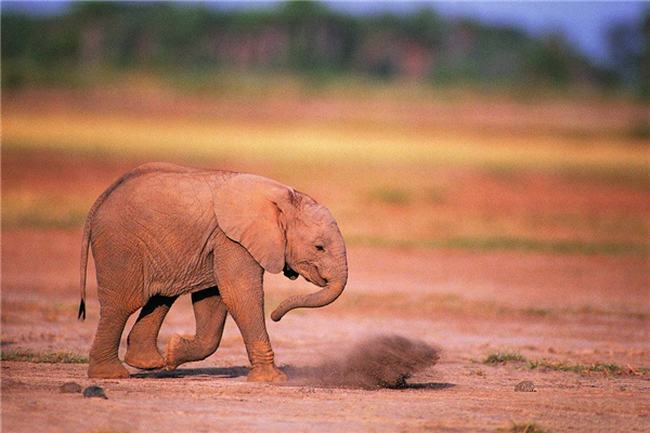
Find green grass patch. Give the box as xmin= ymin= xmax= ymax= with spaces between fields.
xmin=484 ymin=351 xmax=527 ymax=364
xmin=526 ymin=360 xmax=626 ymax=375
xmin=484 ymin=351 xmax=648 ymax=377
xmin=1 ymin=349 xmax=88 ymax=364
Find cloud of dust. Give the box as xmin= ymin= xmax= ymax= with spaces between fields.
xmin=287 ymin=335 xmax=439 ymax=389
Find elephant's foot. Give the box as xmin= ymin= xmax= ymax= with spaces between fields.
xmin=165 ymin=332 xmax=222 ymax=371
xmin=165 ymin=334 xmax=192 ymax=370
xmin=247 ymin=364 xmax=288 ymax=383
xmin=88 ymin=360 xmax=129 ymax=379
xmin=124 ymin=347 xmax=165 ymax=370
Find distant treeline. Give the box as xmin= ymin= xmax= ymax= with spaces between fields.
xmin=2 ymin=2 xmax=648 ymax=94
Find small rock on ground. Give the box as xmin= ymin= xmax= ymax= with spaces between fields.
xmin=83 ymin=385 xmax=107 ymax=399
xmin=60 ymin=382 xmax=82 ymax=393
xmin=514 ymin=380 xmax=536 ymax=392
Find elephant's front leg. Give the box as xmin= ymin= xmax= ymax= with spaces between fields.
xmin=214 ymin=239 xmax=287 ymax=382
xmin=165 ymin=287 xmax=228 ymax=370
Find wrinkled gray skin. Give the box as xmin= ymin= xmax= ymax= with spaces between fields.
xmin=80 ymin=163 xmax=348 ymax=381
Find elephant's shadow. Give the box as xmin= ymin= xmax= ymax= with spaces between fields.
xmin=131 ymin=366 xmax=249 ymax=379
xmin=132 ymin=366 xmax=455 ymax=391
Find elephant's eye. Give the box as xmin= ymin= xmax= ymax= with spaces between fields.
xmin=315 ymin=244 xmax=325 ymax=252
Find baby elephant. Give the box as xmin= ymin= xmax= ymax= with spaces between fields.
xmin=79 ymin=163 xmax=348 ymax=381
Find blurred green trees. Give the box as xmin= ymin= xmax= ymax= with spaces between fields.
xmin=1 ymin=1 xmax=644 ymax=93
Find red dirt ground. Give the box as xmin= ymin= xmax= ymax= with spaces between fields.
xmin=2 ymin=228 xmax=649 ymax=432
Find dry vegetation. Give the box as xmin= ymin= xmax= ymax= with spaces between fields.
xmin=1 ymin=350 xmax=88 ymax=364
xmin=483 ymin=351 xmax=649 ymax=377
xmin=3 ymin=86 xmax=649 ymax=254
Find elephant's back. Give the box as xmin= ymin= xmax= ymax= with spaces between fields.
xmin=89 ymin=167 xmax=223 ymax=295
xmin=92 ymin=168 xmax=219 ymax=237
xmin=90 ymin=163 xmax=234 ymax=220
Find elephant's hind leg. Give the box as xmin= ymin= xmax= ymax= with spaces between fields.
xmin=165 ymin=287 xmax=228 ymax=370
xmin=88 ymin=305 xmax=133 ymax=379
xmin=125 ymin=295 xmax=177 ymax=370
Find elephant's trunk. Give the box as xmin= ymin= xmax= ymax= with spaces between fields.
xmin=270 ymin=270 xmax=347 ymax=322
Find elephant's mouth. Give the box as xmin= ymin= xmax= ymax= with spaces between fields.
xmin=283 ymin=264 xmax=299 ymax=280
xmin=303 ymin=266 xmax=328 ymax=287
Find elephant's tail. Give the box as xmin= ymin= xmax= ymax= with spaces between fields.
xmin=79 ymin=216 xmax=91 ymax=321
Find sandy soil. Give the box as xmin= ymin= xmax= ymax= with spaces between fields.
xmin=2 ymin=227 xmax=649 ymax=433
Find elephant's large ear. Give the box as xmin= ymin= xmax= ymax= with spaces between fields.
xmin=213 ymin=174 xmax=294 ymax=274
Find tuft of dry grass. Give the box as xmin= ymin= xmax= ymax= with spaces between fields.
xmin=1 ymin=349 xmax=88 ymax=364
xmin=483 ymin=351 xmax=649 ymax=377
xmin=484 ymin=351 xmax=527 ymax=364
xmin=526 ymin=360 xmax=634 ymax=376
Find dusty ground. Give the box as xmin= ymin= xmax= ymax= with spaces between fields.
xmin=2 ymin=228 xmax=649 ymax=433
xmin=2 ymin=90 xmax=650 ymax=432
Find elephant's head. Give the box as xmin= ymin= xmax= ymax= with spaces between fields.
xmin=213 ymin=174 xmax=348 ymax=321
